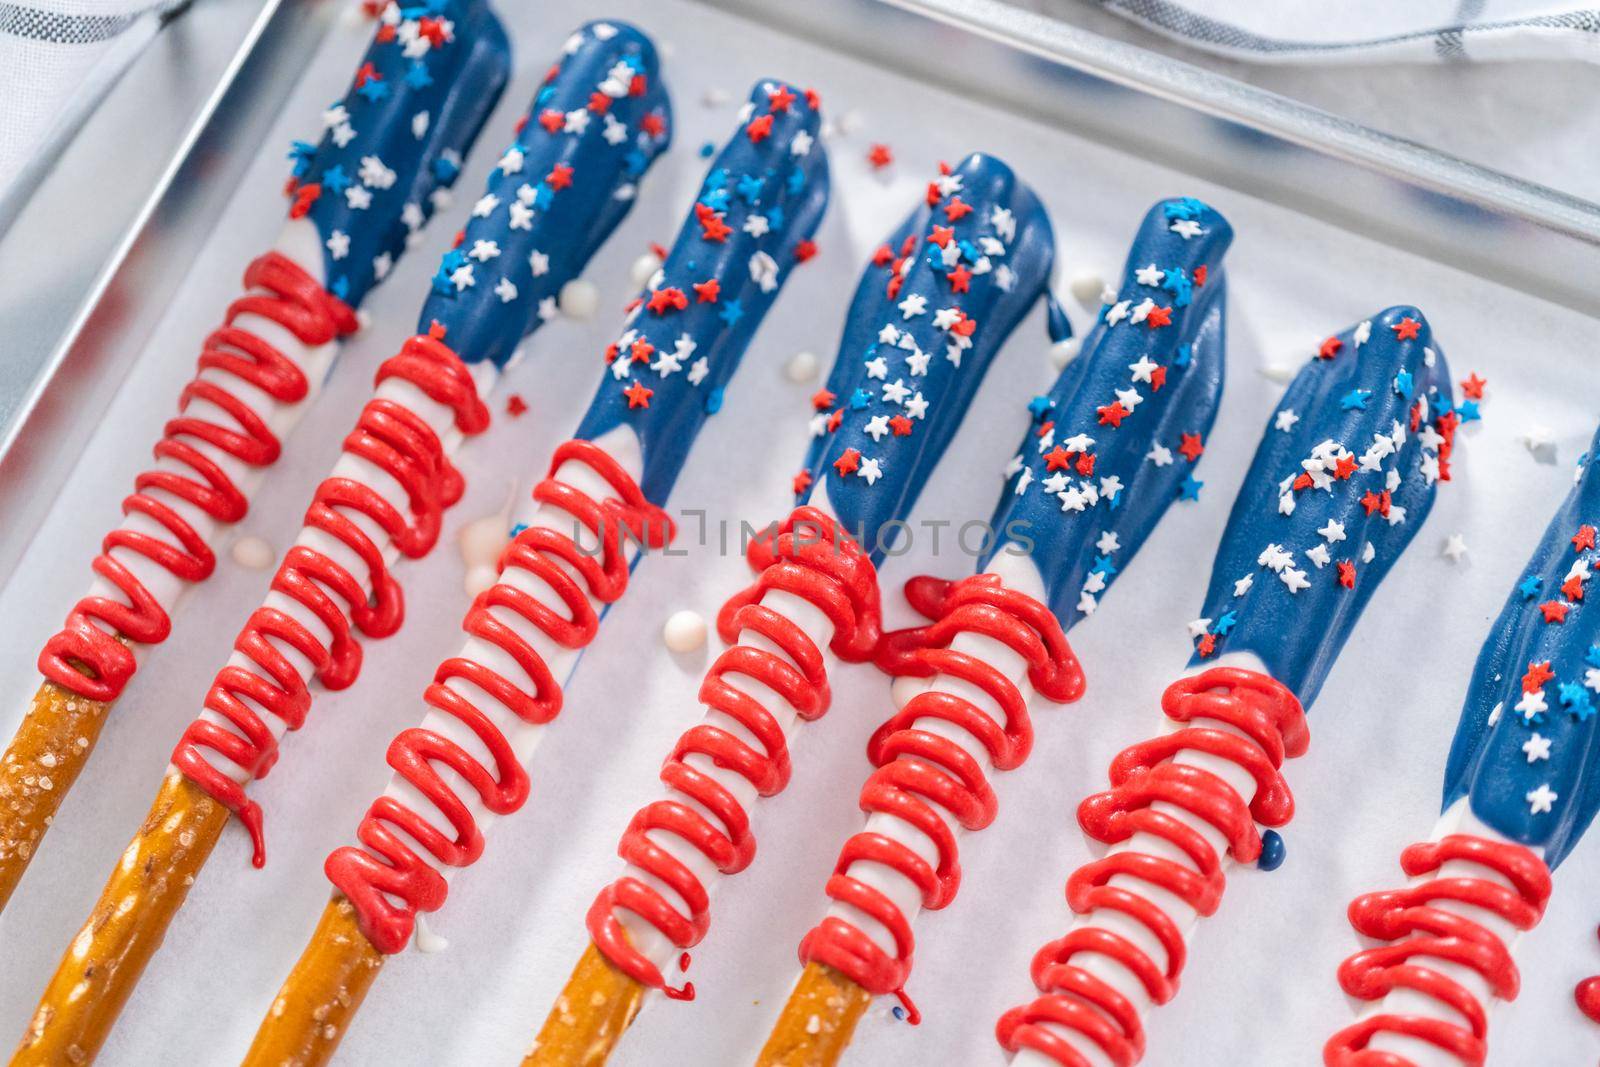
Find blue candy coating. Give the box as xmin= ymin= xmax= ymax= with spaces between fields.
xmin=1442 ymin=429 xmax=1600 ymax=869
xmin=569 ymin=79 xmax=828 ymax=505
xmin=296 ymin=0 xmax=512 ymax=307
xmin=794 ymin=153 xmax=1057 ymax=562
xmin=1188 ymin=306 xmax=1455 ymax=707
xmin=983 ymin=197 xmax=1232 ymax=630
xmin=419 ymin=19 xmax=672 ymax=368
xmin=1257 ymin=828 xmax=1286 ymax=871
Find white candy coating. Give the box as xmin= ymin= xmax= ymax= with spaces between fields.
xmin=1068 ymin=271 xmax=1105 ymax=306
xmin=785 ymin=350 xmax=819 ymax=383
xmin=1050 ymin=337 xmax=1080 ymax=371
xmin=464 ymin=564 xmax=498 ymax=598
xmin=629 ymin=252 xmax=663 ymax=288
xmin=230 ymin=535 xmax=274 ymax=571
xmin=558 ymin=279 xmax=599 ymax=321
xmin=662 ymin=609 xmax=707 ymax=653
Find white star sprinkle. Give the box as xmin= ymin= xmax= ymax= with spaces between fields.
xmin=1275 ymin=409 xmax=1300 ymax=433
xmin=1442 ymin=533 xmax=1469 ymax=564
xmin=1523 ymin=733 xmax=1551 ymax=763
xmin=859 ymin=458 xmax=882 ymax=485
xmin=325 ymin=230 xmax=350 ymax=260
xmin=494 ymin=277 xmax=517 ymax=303
xmin=1233 ymin=574 xmax=1253 ymax=597
xmin=1526 ymin=783 xmax=1558 ymax=815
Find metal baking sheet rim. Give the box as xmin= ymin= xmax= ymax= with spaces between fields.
xmin=3 ymin=0 xmax=1597 ymax=584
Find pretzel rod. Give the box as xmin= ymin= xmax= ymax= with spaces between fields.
xmin=0 ymin=0 xmax=512 ymax=909
xmin=760 ymin=198 xmax=1232 ymax=1065
xmin=15 ymin=773 xmax=227 ymax=1066
xmin=14 ymin=23 xmax=671 ymax=1062
xmin=245 ymin=897 xmax=385 ymax=1067
xmin=524 ymin=943 xmax=649 ymax=1066
xmin=1324 ymin=411 xmax=1600 ymax=1067
xmin=756 ymin=962 xmax=872 ymax=1067
xmin=998 ymin=306 xmax=1461 ymax=1067
xmin=528 ymin=152 xmax=1068 ymax=1063
xmin=241 ymin=72 xmax=829 ymax=1061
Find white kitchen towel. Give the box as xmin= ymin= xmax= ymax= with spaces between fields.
xmin=1087 ymin=0 xmax=1600 ymax=63
xmin=0 ymin=0 xmax=183 ymax=203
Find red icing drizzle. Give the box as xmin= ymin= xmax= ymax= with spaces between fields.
xmin=171 ymin=330 xmax=487 ymax=866
xmin=1578 ymin=936 xmax=1600 ymax=1025
xmin=996 ymin=667 xmax=1306 ymax=1067
xmin=324 ymin=439 xmax=672 ymax=954
xmin=1325 ymin=834 xmax=1552 ymax=1066
xmin=586 ymin=506 xmax=882 ymax=995
xmin=38 ymin=252 xmax=357 ymax=701
xmin=798 ymin=573 xmax=1083 ymax=1000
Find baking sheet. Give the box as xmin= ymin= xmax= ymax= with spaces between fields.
xmin=0 ymin=1 xmax=1596 ymax=1064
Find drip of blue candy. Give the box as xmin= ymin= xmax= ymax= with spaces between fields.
xmin=568 ymin=78 xmax=829 ymax=505
xmin=982 ymin=197 xmax=1232 ymax=632
xmin=292 ymin=0 xmax=513 ymax=307
xmin=1187 ymin=305 xmax=1455 ymax=709
xmin=1443 ymin=425 xmax=1600 ymax=869
xmin=794 ymin=153 xmax=1059 ymax=564
xmin=418 ymin=20 xmax=672 ymax=369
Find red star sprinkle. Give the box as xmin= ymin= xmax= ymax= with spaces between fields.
xmin=1075 ymin=452 xmax=1096 ymax=477
xmin=767 ymin=85 xmax=796 ymax=112
xmin=811 ymin=389 xmax=835 ymax=411
xmin=538 ymin=109 xmax=565 ymax=133
xmin=1391 ymin=316 xmax=1422 ymax=341
xmin=417 ymin=16 xmax=446 ymax=45
xmin=833 ymin=448 xmax=861 ymax=476
xmin=943 ymin=197 xmax=972 ymax=222
xmin=1197 ymin=633 xmax=1217 ymax=658
xmin=588 ymin=91 xmax=611 ymax=114
xmin=1178 ymin=433 xmax=1204 ymax=462
xmin=375 ymin=22 xmax=395 ymax=43
xmin=804 ymin=88 xmax=821 ymax=110
xmin=1523 ymin=661 xmax=1556 ymax=691
xmin=693 ymin=279 xmax=720 ymax=303
xmin=1149 ymin=366 xmax=1168 ymax=391
xmin=624 ymin=382 xmax=653 ymax=409
xmin=427 ymin=320 xmax=447 ymax=340
xmin=947 ymin=265 xmax=972 ymax=293
xmin=1334 ymin=454 xmax=1357 ymax=480
xmin=1318 ymin=336 xmax=1343 ymax=360
xmin=1097 ymin=401 xmax=1129 ymax=428
xmin=1337 ymin=561 xmax=1356 ymax=589
xmin=867 ymin=143 xmax=893 ymax=169
xmin=1461 ymin=373 xmax=1487 ymax=400
xmin=1292 ymin=473 xmax=1314 ymax=492
xmin=287 ymin=182 xmax=321 ymax=219
xmin=1563 ymin=575 xmax=1586 ymax=602
xmin=1575 ymin=525 xmax=1596 ymax=552
xmin=1044 ymin=447 xmax=1073 ymax=471
xmin=950 ymin=314 xmax=976 ymax=338
xmin=1540 ymin=601 xmax=1570 ymax=625
xmin=1194 ymin=265 xmax=1207 ymax=287
xmin=546 ymin=163 xmax=573 ymax=190
xmin=353 ymin=62 xmax=380 ymax=89
xmin=872 ymin=244 xmax=894 ymax=267
xmin=794 ymin=239 xmax=818 ymax=263
xmin=746 ymin=115 xmax=773 ymax=143
xmin=506 ymin=395 xmax=527 ymax=418
xmin=1360 ymin=490 xmax=1387 ymax=516
xmin=888 ymin=415 xmax=913 ymax=437
xmin=792 ymin=470 xmax=812 ymax=494
xmin=647 ymin=287 xmax=688 ymax=314
xmin=700 ymin=213 xmax=732 ymax=243
xmin=928 ymin=225 xmax=954 ymax=248
xmin=826 ymin=410 xmax=843 ymax=432
xmin=1145 ymin=305 xmax=1173 ymax=329
xmin=641 ymin=111 xmax=667 ymax=137
xmin=630 ymin=339 xmax=654 ymax=363
xmin=630 ymin=74 xmax=649 ymax=98
xmin=925 ymin=181 xmax=942 ymax=207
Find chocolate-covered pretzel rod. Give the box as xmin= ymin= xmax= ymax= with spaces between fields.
xmin=998 ymin=305 xmax=1459 ymax=1067
xmin=12 ymin=21 xmax=669 ymax=1064
xmin=245 ymin=75 xmax=828 ymax=1067
xmin=759 ymin=197 xmax=1232 ymax=1067
xmin=0 ymin=0 xmax=510 ymax=910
